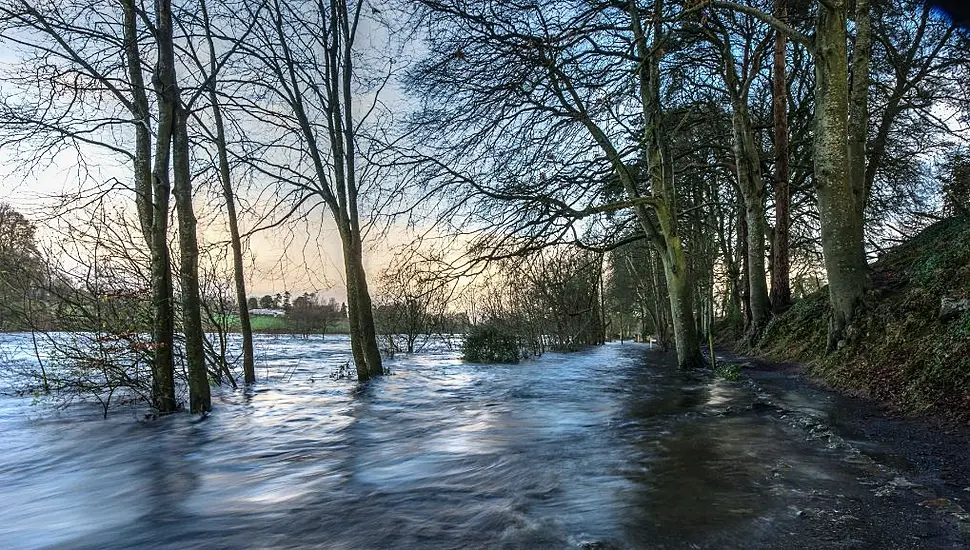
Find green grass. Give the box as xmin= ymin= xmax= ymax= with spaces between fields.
xmin=754 ymin=215 xmax=970 ymax=418
xmin=219 ymin=315 xmax=351 ymax=334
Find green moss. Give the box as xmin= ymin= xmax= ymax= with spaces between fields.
xmin=754 ymin=216 xmax=970 ymax=419
xmin=714 ymin=363 xmax=742 ymax=381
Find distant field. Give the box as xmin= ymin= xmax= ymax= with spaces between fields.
xmin=220 ymin=315 xmax=351 ymax=334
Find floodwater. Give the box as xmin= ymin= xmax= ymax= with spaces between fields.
xmin=0 ymin=334 xmax=966 ymax=549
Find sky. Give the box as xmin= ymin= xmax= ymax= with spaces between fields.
xmin=0 ymin=2 xmax=419 ymax=303
xmin=0 ymin=146 xmax=410 ymax=302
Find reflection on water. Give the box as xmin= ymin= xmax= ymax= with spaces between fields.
xmin=0 ymin=335 xmax=960 ymax=549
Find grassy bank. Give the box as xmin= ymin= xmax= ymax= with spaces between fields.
xmin=749 ymin=216 xmax=970 ymax=418
xmin=222 ymin=315 xmax=352 ymax=334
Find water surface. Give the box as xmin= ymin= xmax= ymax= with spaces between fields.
xmin=0 ymin=335 xmax=963 ymax=548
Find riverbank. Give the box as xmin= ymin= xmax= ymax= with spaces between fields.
xmin=714 ymin=350 xmax=970 ymax=544
xmin=732 ymin=215 xmax=970 ymax=420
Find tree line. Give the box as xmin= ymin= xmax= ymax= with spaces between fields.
xmin=1 ymin=0 xmax=968 ymax=414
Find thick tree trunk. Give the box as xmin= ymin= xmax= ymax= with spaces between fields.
xmin=770 ymin=0 xmax=792 ymax=313
xmin=353 ymin=262 xmax=384 ymax=377
xmin=662 ymin=237 xmax=705 ymax=369
xmin=730 ymin=106 xmax=771 ymax=335
xmin=173 ymin=106 xmax=211 ymax=413
xmin=630 ymin=0 xmax=703 ymax=368
xmin=814 ymin=0 xmax=869 ymax=350
xmin=149 ymin=0 xmax=180 ymax=414
xmin=342 ymin=254 xmax=369 ymax=379
xmin=341 ymin=230 xmax=383 ymax=379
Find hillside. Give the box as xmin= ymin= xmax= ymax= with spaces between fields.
xmin=756 ymin=215 xmax=970 ymax=418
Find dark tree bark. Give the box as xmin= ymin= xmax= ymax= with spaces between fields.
xmin=173 ymin=104 xmax=211 ymax=413
xmin=199 ymin=0 xmax=255 ymax=385
xmin=121 ymin=0 xmax=176 ymax=413
xmin=770 ymin=0 xmax=792 ymax=314
xmin=156 ymin=0 xmax=209 ymax=412
xmin=234 ymin=0 xmax=384 ymax=380
xmin=149 ymin=0 xmax=181 ymax=413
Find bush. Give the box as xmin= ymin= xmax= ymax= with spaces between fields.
xmin=714 ymin=363 xmax=742 ymax=381
xmin=462 ymin=322 xmax=522 ymax=363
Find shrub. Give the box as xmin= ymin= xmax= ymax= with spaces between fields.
xmin=462 ymin=322 xmax=522 ymax=363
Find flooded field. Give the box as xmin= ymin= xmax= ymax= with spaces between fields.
xmin=0 ymin=334 xmax=966 ymax=549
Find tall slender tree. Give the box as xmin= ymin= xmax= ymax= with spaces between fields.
xmin=224 ymin=0 xmax=390 ymax=379
xmin=713 ymin=0 xmax=871 ymax=349
xmin=770 ymin=0 xmax=792 ymax=314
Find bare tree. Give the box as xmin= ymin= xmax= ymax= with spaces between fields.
xmin=405 ymin=0 xmax=707 ymax=367
xmin=0 ymin=0 xmax=181 ymax=412
xmin=215 ymin=0 xmax=402 ymax=380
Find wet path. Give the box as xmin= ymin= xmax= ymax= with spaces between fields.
xmin=0 ymin=336 xmax=967 ymax=548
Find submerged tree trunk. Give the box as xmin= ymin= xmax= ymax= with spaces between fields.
xmin=770 ymin=0 xmax=792 ymax=314
xmin=122 ymin=0 xmax=175 ymax=413
xmin=351 ymin=254 xmax=384 ymax=377
xmin=814 ymin=0 xmax=869 ymax=350
xmin=173 ymin=105 xmax=211 ymax=413
xmin=201 ymin=0 xmax=255 ymax=385
xmin=250 ymin=0 xmax=385 ymax=381
xmin=156 ymin=0 xmax=209 ymax=412
xmin=149 ymin=0 xmax=181 ymax=413
xmin=340 ymin=227 xmax=383 ymax=379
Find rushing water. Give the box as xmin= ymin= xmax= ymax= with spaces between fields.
xmin=0 ymin=334 xmax=965 ymax=549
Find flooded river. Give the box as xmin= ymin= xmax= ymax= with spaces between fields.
xmin=0 ymin=335 xmax=967 ymax=548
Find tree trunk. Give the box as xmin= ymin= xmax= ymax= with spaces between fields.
xmin=814 ymin=0 xmax=869 ymax=350
xmin=730 ymin=106 xmax=771 ymax=336
xmin=149 ymin=208 xmax=176 ymax=413
xmin=848 ymin=0 xmax=871 ymax=221
xmin=121 ymin=0 xmax=153 ymax=244
xmin=629 ymin=0 xmax=703 ymax=368
xmin=156 ymin=0 xmax=209 ymax=412
xmin=337 ymin=1 xmax=384 ymax=381
xmin=150 ymin=0 xmax=179 ymax=414
xmin=173 ymin=105 xmax=211 ymax=413
xmin=662 ymin=237 xmax=705 ymax=369
xmin=739 ymin=212 xmax=752 ymax=331
xmin=339 ymin=224 xmax=384 ymax=380
xmin=343 ymin=256 xmax=369 ymax=379
xmin=713 ymin=20 xmax=772 ymax=337
xmin=123 ymin=0 xmax=174 ymax=412
xmin=201 ymin=0 xmax=255 ymax=384
xmin=344 ymin=230 xmax=383 ymax=378
xmin=770 ymin=0 xmax=792 ymax=314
